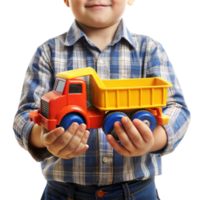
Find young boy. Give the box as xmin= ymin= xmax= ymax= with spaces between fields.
xmin=13 ymin=0 xmax=190 ymax=199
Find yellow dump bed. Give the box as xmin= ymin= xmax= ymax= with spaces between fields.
xmin=57 ymin=67 xmax=172 ymax=111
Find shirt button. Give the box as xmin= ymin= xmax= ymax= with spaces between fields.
xmin=103 ymin=157 xmax=108 ymax=163
xmin=98 ymin=59 xmax=104 ymax=64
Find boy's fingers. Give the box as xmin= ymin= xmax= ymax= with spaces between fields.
xmin=72 ymin=130 xmax=90 ymax=153
xmin=65 ymin=130 xmax=90 ymax=159
xmin=120 ymin=117 xmax=143 ymax=148
xmin=41 ymin=127 xmax=64 ymax=145
xmin=106 ymin=134 xmax=129 ymax=157
xmin=47 ymin=123 xmax=79 ymax=154
xmin=132 ymin=119 xmax=153 ymax=143
xmin=61 ymin=124 xmax=86 ymax=154
xmin=113 ymin=121 xmax=135 ymax=151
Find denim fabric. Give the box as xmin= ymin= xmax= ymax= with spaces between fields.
xmin=41 ymin=178 xmax=160 ymax=200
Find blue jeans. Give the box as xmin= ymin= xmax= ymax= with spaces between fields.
xmin=41 ymin=178 xmax=160 ymax=200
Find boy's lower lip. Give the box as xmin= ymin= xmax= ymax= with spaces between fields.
xmin=86 ymin=5 xmax=109 ymax=10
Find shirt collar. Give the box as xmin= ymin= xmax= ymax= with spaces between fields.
xmin=64 ymin=19 xmax=135 ymax=48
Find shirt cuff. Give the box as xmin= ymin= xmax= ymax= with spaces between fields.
xmin=150 ymin=147 xmax=166 ymax=155
xmin=22 ymin=121 xmax=53 ymax=162
xmin=155 ymin=123 xmax=175 ymax=157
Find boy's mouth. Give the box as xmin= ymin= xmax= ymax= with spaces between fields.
xmin=85 ymin=4 xmax=110 ymax=9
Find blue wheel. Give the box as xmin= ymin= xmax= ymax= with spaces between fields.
xmin=131 ymin=111 xmax=156 ymax=131
xmin=60 ymin=113 xmax=85 ymax=131
xmin=102 ymin=112 xmax=127 ymax=141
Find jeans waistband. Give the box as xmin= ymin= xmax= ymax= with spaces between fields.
xmin=47 ymin=178 xmax=154 ymax=200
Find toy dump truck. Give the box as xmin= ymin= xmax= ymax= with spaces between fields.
xmin=29 ymin=67 xmax=172 ymax=139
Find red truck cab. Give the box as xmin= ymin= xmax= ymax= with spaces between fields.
xmin=29 ymin=78 xmax=105 ymax=131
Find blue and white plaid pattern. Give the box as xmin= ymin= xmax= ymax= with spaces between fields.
xmin=13 ymin=19 xmax=190 ymax=186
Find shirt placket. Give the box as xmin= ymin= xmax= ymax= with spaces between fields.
xmin=97 ymin=128 xmax=114 ymax=185
xmin=95 ymin=49 xmax=113 ymax=185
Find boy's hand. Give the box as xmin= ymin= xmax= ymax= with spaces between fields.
xmin=40 ymin=123 xmax=90 ymax=159
xmin=106 ymin=117 xmax=154 ymax=157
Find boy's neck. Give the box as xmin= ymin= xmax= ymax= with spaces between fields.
xmin=77 ymin=20 xmax=121 ymax=52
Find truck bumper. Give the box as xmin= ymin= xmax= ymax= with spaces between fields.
xmin=29 ymin=110 xmax=41 ymax=124
xmin=29 ymin=110 xmax=57 ymax=131
xmin=152 ymin=107 xmax=169 ymax=125
xmin=155 ymin=114 xmax=169 ymax=125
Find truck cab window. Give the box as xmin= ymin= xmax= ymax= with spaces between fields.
xmin=69 ymin=84 xmax=82 ymax=94
xmin=54 ymin=80 xmax=65 ymax=93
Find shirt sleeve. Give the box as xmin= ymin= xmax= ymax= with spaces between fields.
xmin=146 ymin=40 xmax=191 ymax=157
xmin=13 ymin=43 xmax=54 ymax=162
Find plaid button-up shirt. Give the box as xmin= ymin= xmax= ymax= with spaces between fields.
xmin=13 ymin=19 xmax=190 ymax=186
